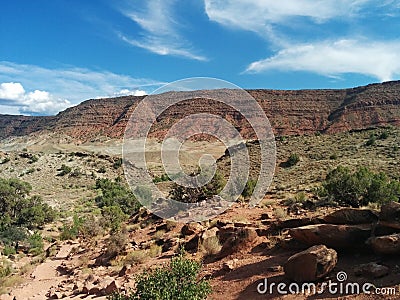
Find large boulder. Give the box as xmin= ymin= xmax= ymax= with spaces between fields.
xmin=379 ymin=202 xmax=400 ymax=230
xmin=289 ymin=224 xmax=372 ymax=248
xmin=284 ymin=245 xmax=337 ymax=282
xmin=367 ymin=233 xmax=400 ymax=255
xmin=323 ymin=208 xmax=378 ymax=225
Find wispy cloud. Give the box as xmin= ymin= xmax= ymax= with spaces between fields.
xmin=205 ymin=0 xmax=400 ymax=81
xmin=118 ymin=0 xmax=207 ymax=61
xmin=246 ymin=39 xmax=400 ymax=81
xmin=205 ymin=0 xmax=370 ymax=33
xmin=0 ymin=61 xmax=164 ymax=115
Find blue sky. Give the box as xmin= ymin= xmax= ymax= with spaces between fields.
xmin=1 ymin=0 xmax=400 ymax=115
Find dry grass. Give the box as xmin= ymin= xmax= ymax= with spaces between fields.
xmin=200 ymin=236 xmax=222 ymax=256
xmin=124 ymin=250 xmax=148 ymax=265
xmin=149 ymin=244 xmax=162 ymax=258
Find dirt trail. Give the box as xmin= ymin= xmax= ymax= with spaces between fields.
xmin=1 ymin=244 xmax=74 ymax=300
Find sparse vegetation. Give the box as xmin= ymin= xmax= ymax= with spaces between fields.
xmin=153 ymin=173 xmax=171 ymax=183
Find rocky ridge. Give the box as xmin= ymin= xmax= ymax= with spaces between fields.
xmin=0 ymin=81 xmax=400 ymax=142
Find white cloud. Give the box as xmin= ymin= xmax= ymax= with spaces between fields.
xmin=114 ymin=88 xmax=147 ymax=97
xmin=0 ymin=82 xmax=25 ymax=100
xmin=0 ymin=61 xmax=164 ymax=115
xmin=205 ymin=0 xmax=370 ymax=32
xmin=246 ymin=39 xmax=400 ymax=81
xmin=119 ymin=0 xmax=207 ymax=61
xmin=0 ymin=82 xmax=71 ymax=115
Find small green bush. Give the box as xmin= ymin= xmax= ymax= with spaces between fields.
xmin=95 ymin=178 xmax=140 ymax=215
xmin=113 ymin=158 xmax=123 ymax=169
xmin=379 ymin=130 xmax=389 ymax=140
xmin=58 ymin=164 xmax=72 ymax=176
xmin=365 ymin=134 xmax=376 ymax=146
xmin=28 ymin=232 xmax=44 ymax=256
xmin=241 ymin=179 xmax=257 ymax=199
xmin=108 ymin=252 xmax=211 ymax=300
xmin=282 ymin=153 xmax=300 ymax=168
xmin=60 ymin=214 xmax=84 ymax=240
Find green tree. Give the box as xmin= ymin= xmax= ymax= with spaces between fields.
xmin=322 ymin=166 xmax=400 ymax=207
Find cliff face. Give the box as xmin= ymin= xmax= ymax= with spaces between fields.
xmin=0 ymin=81 xmax=399 ymax=141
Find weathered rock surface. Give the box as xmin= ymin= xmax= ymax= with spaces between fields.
xmin=367 ymin=233 xmax=400 ymax=255
xmin=284 ymin=245 xmax=337 ymax=282
xmin=289 ymin=224 xmax=372 ymax=248
xmin=323 ymin=208 xmax=378 ymax=225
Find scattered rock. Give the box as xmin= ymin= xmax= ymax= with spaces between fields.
xmin=284 ymin=245 xmax=337 ymax=282
xmin=104 ymin=280 xmax=120 ymax=295
xmin=367 ymin=233 xmax=400 ymax=255
xmin=323 ymin=208 xmax=378 ymax=225
xmin=223 ymin=259 xmax=239 ymax=271
xmin=119 ymin=265 xmax=134 ymax=277
xmin=181 ymin=223 xmax=203 ymax=236
xmin=354 ymin=262 xmax=389 ymax=278
xmin=289 ymin=224 xmax=372 ymax=248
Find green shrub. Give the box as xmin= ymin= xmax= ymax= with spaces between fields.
xmin=113 ymin=158 xmax=123 ymax=169
xmin=169 ymin=170 xmax=225 ymax=203
xmin=28 ymin=232 xmax=44 ymax=256
xmin=365 ymin=134 xmax=376 ymax=146
xmin=282 ymin=153 xmax=300 ymax=168
xmin=0 ymin=178 xmax=55 ymax=230
xmin=60 ymin=214 xmax=84 ymax=240
xmin=321 ymin=166 xmax=400 ymax=207
xmin=108 ymin=252 xmax=211 ymax=300
xmin=0 ymin=157 xmax=10 ymax=164
xmin=29 ymin=155 xmax=38 ymax=164
xmin=241 ymin=179 xmax=257 ymax=199
xmin=379 ymin=130 xmax=389 ymax=140
xmin=0 ymin=259 xmax=12 ymax=278
xmin=58 ymin=164 xmax=72 ymax=176
xmin=101 ymin=205 xmax=127 ymax=232
xmin=95 ymin=178 xmax=140 ymax=215
xmin=153 ymin=173 xmax=171 ymax=183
